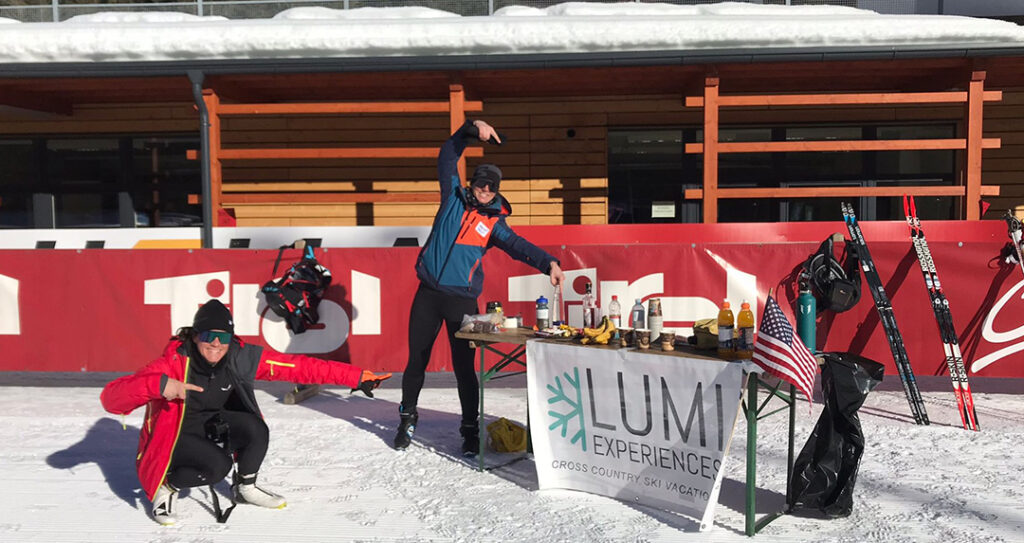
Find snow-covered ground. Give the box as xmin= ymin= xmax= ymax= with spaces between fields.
xmin=0 ymin=371 xmax=1021 ymax=542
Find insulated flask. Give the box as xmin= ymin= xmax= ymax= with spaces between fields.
xmin=797 ymin=280 xmax=817 ymax=351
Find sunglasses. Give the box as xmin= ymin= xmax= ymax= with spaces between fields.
xmin=471 ymin=179 xmax=496 ymax=191
xmin=197 ymin=330 xmax=232 ymax=344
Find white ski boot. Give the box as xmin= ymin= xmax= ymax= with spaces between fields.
xmin=234 ymin=474 xmax=286 ymax=509
xmin=151 ymin=483 xmax=178 ymax=525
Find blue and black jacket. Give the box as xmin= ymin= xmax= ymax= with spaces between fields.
xmin=414 ymin=121 xmax=559 ymax=299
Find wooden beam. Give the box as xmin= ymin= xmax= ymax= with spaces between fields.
xmin=187 ymin=147 xmax=483 ymax=160
xmin=683 ymin=185 xmax=1000 ymax=200
xmin=191 ymin=192 xmax=441 ymax=204
xmin=702 ymin=76 xmax=719 ymax=224
xmin=964 ymin=71 xmax=986 ymax=220
xmin=684 ymin=90 xmax=1002 ymax=108
xmin=685 ymin=138 xmax=1001 ymax=154
xmin=217 ymin=101 xmax=484 ymax=116
xmin=450 ymin=83 xmax=468 ymax=182
xmin=0 ymin=89 xmax=73 ymax=116
xmin=202 ymin=88 xmax=223 ymax=227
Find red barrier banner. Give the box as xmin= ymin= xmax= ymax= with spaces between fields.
xmin=1 ymin=226 xmax=1022 ymax=378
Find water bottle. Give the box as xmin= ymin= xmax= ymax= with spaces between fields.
xmin=736 ymin=300 xmax=754 ymax=359
xmin=717 ymin=299 xmax=735 ymax=359
xmin=797 ymin=280 xmax=817 ymax=352
xmin=536 ymin=296 xmax=550 ymax=330
xmin=630 ymin=298 xmax=645 ymax=329
xmin=582 ymin=282 xmax=596 ymax=328
xmin=608 ymin=295 xmax=622 ymax=328
xmin=647 ymin=297 xmax=663 ymax=343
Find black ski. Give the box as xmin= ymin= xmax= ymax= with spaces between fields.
xmin=841 ymin=202 xmax=929 ymax=425
xmin=903 ymin=195 xmax=978 ymax=431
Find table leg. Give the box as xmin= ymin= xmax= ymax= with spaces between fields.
xmin=478 ymin=345 xmax=486 ymax=472
xmin=745 ymin=373 xmax=757 ymax=537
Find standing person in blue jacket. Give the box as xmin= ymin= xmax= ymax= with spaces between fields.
xmin=395 ymin=119 xmax=565 ymax=456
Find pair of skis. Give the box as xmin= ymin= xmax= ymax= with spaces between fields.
xmin=903 ymin=196 xmax=979 ymax=431
xmin=841 ymin=202 xmax=930 ymax=425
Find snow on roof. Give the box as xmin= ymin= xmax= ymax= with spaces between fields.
xmin=0 ymin=2 xmax=1021 ymax=65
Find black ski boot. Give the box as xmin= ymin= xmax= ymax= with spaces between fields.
xmin=393 ymin=407 xmax=418 ymax=450
xmin=460 ymin=422 xmax=480 ymax=457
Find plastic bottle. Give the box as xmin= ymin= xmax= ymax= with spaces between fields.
xmin=648 ymin=297 xmax=664 ymax=344
xmin=608 ymin=295 xmax=622 ymax=328
xmin=736 ymin=300 xmax=755 ymax=359
xmin=536 ymin=296 xmax=550 ymax=330
xmin=582 ymin=282 xmax=596 ymax=328
xmin=551 ymin=287 xmax=562 ymax=326
xmin=630 ymin=298 xmax=646 ymax=329
xmin=797 ymin=279 xmax=817 ymax=352
xmin=717 ymin=299 xmax=735 ymax=359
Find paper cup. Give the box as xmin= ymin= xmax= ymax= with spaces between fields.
xmin=660 ymin=330 xmax=677 ymax=351
xmin=636 ymin=328 xmax=651 ymax=350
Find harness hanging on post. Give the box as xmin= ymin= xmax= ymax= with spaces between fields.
xmin=260 ymin=240 xmax=332 ymax=334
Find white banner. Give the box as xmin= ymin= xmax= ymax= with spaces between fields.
xmin=526 ymin=340 xmax=748 ymax=531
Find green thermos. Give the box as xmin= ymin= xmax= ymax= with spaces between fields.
xmin=796 ymin=280 xmax=816 ymax=352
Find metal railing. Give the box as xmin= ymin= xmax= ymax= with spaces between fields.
xmin=0 ymin=1 xmax=934 ymax=24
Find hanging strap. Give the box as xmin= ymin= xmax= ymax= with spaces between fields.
xmin=209 ymin=482 xmax=237 ymax=523
xmin=208 ymin=421 xmax=237 ymax=523
xmin=270 ymin=244 xmax=288 ymax=279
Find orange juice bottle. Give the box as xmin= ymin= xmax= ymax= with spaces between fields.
xmin=736 ymin=300 xmax=755 ymax=359
xmin=717 ymin=300 xmax=735 ymax=359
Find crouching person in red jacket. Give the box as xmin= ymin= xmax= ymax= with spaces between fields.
xmin=101 ymin=299 xmax=391 ymax=525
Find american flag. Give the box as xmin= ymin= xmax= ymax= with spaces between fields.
xmin=752 ymin=295 xmax=818 ymax=403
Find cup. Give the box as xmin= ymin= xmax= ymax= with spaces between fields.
xmin=619 ymin=327 xmax=634 ymax=348
xmin=635 ymin=328 xmax=651 ymax=350
xmin=660 ymin=330 xmax=677 ymax=351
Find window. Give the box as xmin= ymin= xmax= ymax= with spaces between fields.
xmin=608 ymin=123 xmax=957 ymax=223
xmin=0 ymin=135 xmax=201 ymax=228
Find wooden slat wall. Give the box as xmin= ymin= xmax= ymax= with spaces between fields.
xmin=2 ymin=89 xmax=1022 ymax=224
xmin=981 ymin=88 xmax=1024 ymax=217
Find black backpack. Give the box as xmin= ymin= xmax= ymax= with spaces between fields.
xmin=261 ymin=242 xmax=332 ymax=334
xmin=804 ymin=235 xmax=861 ymax=313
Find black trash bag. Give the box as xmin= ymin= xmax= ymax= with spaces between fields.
xmin=788 ymin=352 xmax=884 ymax=518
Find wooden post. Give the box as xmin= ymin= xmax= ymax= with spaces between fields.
xmin=702 ymin=77 xmax=720 ymax=223
xmin=964 ymin=71 xmax=985 ymax=220
xmin=202 ymin=89 xmax=223 ymax=226
xmin=450 ymin=83 xmax=467 ymax=182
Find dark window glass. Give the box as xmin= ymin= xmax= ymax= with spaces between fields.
xmin=0 ymin=135 xmax=200 ymax=228
xmin=609 ymin=123 xmax=957 ymax=223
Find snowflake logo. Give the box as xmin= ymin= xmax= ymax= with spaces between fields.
xmin=546 ymin=367 xmax=587 ymax=452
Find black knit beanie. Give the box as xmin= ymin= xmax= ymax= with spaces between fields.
xmin=470 ymin=163 xmax=502 ymax=193
xmin=192 ymin=299 xmax=234 ymax=333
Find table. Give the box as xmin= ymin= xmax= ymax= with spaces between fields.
xmin=454 ymin=327 xmax=535 ymax=472
xmin=454 ymin=329 xmax=796 ymax=535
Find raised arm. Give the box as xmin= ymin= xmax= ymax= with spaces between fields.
xmin=438 ymin=120 xmax=502 ymax=201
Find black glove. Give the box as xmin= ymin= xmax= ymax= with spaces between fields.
xmin=351 ymin=371 xmax=392 ymax=398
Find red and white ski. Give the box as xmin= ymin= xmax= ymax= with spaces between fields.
xmin=903 ymin=195 xmax=979 ymax=431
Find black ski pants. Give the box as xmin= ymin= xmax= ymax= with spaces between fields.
xmin=400 ymin=283 xmax=479 ymax=426
xmin=166 ymin=409 xmax=269 ymax=489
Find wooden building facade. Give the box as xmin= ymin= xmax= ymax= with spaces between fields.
xmin=2 ymin=54 xmax=1024 ymax=228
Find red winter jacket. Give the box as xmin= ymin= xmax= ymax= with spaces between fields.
xmin=100 ymin=338 xmax=363 ymax=500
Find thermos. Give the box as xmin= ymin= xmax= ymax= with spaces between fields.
xmin=797 ymin=280 xmax=817 ymax=351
